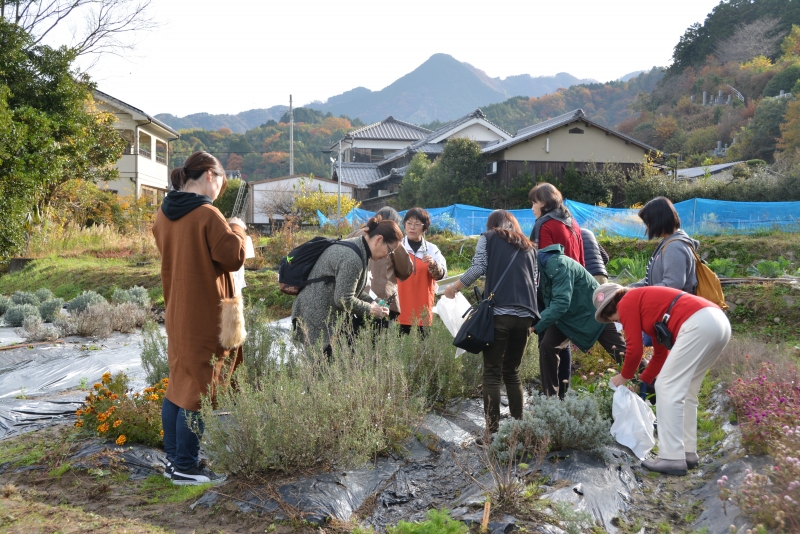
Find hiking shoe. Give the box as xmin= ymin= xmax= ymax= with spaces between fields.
xmin=171 ymin=465 xmax=226 ymax=486
xmin=642 ymin=458 xmax=688 ymax=476
xmin=162 ymin=461 xmax=174 ymax=479
xmin=685 ymin=452 xmax=699 ymax=470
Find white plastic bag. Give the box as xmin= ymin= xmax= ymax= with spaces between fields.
xmin=609 ymin=380 xmax=657 ymax=459
xmin=434 ymin=293 xmax=472 ymax=357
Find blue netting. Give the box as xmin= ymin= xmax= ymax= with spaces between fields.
xmin=318 ymin=198 xmax=800 ymax=238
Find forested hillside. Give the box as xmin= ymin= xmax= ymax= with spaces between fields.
xmin=169 ymin=109 xmax=363 ymax=180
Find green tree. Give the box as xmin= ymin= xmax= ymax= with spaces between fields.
xmin=728 ymin=95 xmax=792 ymax=161
xmin=395 ymin=152 xmax=430 ymax=209
xmin=213 ymin=179 xmax=244 ymax=218
xmin=0 ymin=20 xmax=125 ymax=258
xmin=418 ymin=138 xmax=485 ymax=208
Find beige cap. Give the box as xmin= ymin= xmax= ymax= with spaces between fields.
xmin=593 ymin=283 xmax=624 ymax=322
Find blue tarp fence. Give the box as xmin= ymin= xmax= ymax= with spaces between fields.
xmin=317 ymin=198 xmax=800 ymax=239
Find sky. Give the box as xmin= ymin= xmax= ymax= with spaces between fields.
xmin=47 ymin=0 xmax=724 ymax=118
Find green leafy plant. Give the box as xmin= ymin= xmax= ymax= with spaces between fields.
xmin=708 ymin=258 xmax=737 ymax=277
xmin=68 ymin=290 xmax=107 ymax=313
xmin=38 ymin=298 xmax=65 ymax=323
xmin=387 ymin=509 xmax=467 ymax=534
xmin=140 ymin=321 xmax=169 ymax=384
xmin=752 ymin=257 xmax=791 ymax=278
xmin=11 ymin=291 xmax=39 ymax=306
xmin=34 ymin=288 xmax=54 ymax=302
xmin=0 ymin=295 xmax=10 ymax=316
xmin=4 ymin=303 xmax=41 ymax=327
xmin=606 ymin=257 xmax=635 ymax=276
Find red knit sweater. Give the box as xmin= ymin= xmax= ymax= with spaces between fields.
xmin=618 ymin=287 xmax=720 ymax=383
xmin=539 ymin=219 xmax=585 ymax=265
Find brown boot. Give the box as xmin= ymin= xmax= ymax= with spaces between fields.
xmin=642 ymin=458 xmax=688 ymax=476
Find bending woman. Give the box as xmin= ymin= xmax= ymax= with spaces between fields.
xmin=153 ymin=151 xmax=247 ymax=485
xmin=293 ymin=216 xmax=403 ymax=354
xmin=594 ymin=284 xmax=730 ymax=475
xmin=444 ymin=210 xmax=538 ymax=434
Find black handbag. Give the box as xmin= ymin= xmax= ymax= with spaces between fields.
xmin=453 ymin=250 xmax=519 ymax=354
xmin=653 ymin=292 xmax=684 ymax=349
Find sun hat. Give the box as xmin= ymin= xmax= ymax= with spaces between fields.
xmin=593 ymin=283 xmax=624 ymax=323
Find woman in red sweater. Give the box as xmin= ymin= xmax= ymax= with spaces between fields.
xmin=593 ymin=284 xmax=730 ymax=476
xmin=528 ymin=183 xmax=584 ymax=398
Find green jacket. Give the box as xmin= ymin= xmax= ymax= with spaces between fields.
xmin=534 ymin=244 xmax=605 ymax=352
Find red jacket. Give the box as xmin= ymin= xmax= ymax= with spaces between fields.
xmin=618 ymin=287 xmax=720 ymax=383
xmin=539 ymin=219 xmax=585 ymax=266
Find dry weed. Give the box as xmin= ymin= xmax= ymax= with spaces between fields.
xmin=2 ymin=484 xmax=17 ymax=498
xmin=110 ymin=302 xmax=148 ymax=333
xmin=709 ymin=336 xmax=798 ymax=387
xmin=76 ymin=303 xmax=113 ymax=339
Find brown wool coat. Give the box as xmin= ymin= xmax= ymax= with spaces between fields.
xmin=152 ymin=205 xmax=246 ymax=411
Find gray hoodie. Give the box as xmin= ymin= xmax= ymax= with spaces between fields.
xmin=630 ymin=230 xmax=699 ymax=292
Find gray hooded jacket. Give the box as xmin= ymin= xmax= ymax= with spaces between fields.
xmin=630 ymin=229 xmax=698 ymax=292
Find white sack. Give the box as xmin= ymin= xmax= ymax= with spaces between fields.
xmin=609 ymin=380 xmax=657 ymax=459
xmin=434 ymin=293 xmax=472 ymax=357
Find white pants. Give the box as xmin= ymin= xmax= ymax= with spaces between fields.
xmin=654 ymin=307 xmax=731 ymax=460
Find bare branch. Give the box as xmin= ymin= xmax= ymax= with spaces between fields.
xmin=715 ymin=17 xmax=787 ymax=64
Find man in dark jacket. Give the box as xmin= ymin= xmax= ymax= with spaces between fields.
xmin=534 ymin=244 xmax=626 ymax=398
xmin=581 ymin=228 xmax=609 ymax=284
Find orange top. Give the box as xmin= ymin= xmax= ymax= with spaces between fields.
xmin=397 ymin=255 xmax=436 ymax=326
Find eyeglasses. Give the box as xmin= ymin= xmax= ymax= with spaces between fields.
xmin=404 ymin=221 xmax=423 ymax=229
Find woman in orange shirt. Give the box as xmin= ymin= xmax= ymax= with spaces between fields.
xmin=397 ymin=208 xmax=447 ymax=335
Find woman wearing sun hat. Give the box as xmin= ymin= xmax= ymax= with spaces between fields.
xmin=592 ymin=283 xmax=731 ymax=475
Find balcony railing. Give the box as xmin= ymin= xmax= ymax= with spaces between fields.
xmin=156 ymin=154 xmax=167 ymax=164
xmin=139 ymin=146 xmax=151 ymax=159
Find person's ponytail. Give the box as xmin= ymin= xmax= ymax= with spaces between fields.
xmin=365 ymin=215 xmax=402 ymax=244
xmin=171 ymin=151 xmax=223 ymax=191
xmin=170 ymin=166 xmax=186 ymax=191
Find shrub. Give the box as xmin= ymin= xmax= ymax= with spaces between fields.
xmin=11 ymin=291 xmax=39 ymax=306
xmin=76 ymin=303 xmax=113 ymax=339
xmin=34 ymin=288 xmax=54 ymax=302
xmin=54 ymin=313 xmax=78 ymax=337
xmin=387 ymin=509 xmax=467 ymax=534
xmin=4 ymin=304 xmax=41 ymax=327
xmin=68 ymin=291 xmax=107 ymax=314
xmin=752 ymin=257 xmax=791 ymax=278
xmin=200 ymin=319 xmax=428 ymax=474
xmin=38 ymin=298 xmax=65 ymax=323
xmin=110 ymin=303 xmax=148 ymax=333
xmin=0 ymin=295 xmax=10 ymax=316
xmin=727 ymin=362 xmax=800 ymax=454
xmin=140 ymin=321 xmax=169 ymax=384
xmin=75 ymin=371 xmax=166 ymax=447
xmin=719 ymin=425 xmax=800 ymax=532
xmin=492 ymin=391 xmax=613 ymax=460
xmin=709 ymin=258 xmax=737 ymax=277
xmin=111 ymin=286 xmax=150 ymax=309
xmin=20 ymin=315 xmax=60 ymax=342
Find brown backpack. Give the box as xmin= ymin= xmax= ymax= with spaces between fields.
xmin=662 ymin=240 xmax=728 ymax=310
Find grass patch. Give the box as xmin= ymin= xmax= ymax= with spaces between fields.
xmin=48 ymin=462 xmax=71 ymax=478
xmin=138 ymin=474 xmax=212 ymax=504
xmin=724 ymin=283 xmax=800 ymax=343
xmin=0 ymin=441 xmax=47 ymax=467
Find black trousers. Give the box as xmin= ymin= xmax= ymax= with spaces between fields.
xmin=539 ymin=323 xmax=626 ymax=398
xmin=482 ymin=315 xmax=534 ymax=433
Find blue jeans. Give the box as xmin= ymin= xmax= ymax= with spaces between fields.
xmin=161 ymin=397 xmax=204 ymax=472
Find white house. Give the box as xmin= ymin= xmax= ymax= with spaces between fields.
xmin=94 ymin=90 xmax=180 ymax=202
xmin=247 ymin=174 xmax=357 ymax=224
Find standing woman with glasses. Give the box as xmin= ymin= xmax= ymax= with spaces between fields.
xmin=397 ymin=208 xmax=447 ymax=335
xmin=153 ymin=151 xmax=247 ymax=485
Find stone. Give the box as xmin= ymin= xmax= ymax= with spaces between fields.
xmin=782 ymin=296 xmax=795 ymax=306
xmin=725 ymin=302 xmax=737 ymax=312
xmin=735 ymin=298 xmax=744 ymax=305
xmin=774 ymin=317 xmax=781 ymax=324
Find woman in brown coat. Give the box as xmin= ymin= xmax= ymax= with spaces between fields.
xmin=152 ymin=151 xmax=246 ymax=486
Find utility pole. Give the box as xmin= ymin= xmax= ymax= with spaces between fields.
xmin=289 ymin=95 xmax=294 ymax=176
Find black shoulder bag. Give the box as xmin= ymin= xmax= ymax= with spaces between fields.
xmin=653 ymin=292 xmax=684 ymax=349
xmin=453 ymin=250 xmax=519 ymax=354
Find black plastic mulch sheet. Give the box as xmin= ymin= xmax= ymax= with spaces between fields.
xmin=0 ymin=330 xmax=148 ymax=440
xmin=67 ymin=439 xmax=170 ymax=480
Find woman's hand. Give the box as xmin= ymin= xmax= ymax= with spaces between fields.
xmin=370 ymin=302 xmax=389 ymax=318
xmin=611 ymin=374 xmax=629 ymax=388
xmin=228 ymin=217 xmax=246 ymax=228
xmin=422 ymin=254 xmax=434 ymax=264
xmin=443 ymin=284 xmax=457 ymax=299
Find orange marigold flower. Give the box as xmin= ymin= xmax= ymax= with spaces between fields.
xmin=97 ymin=422 xmax=109 ymax=433
xmin=115 ymin=435 xmax=126 ymax=446
xmin=160 ymin=430 xmax=164 ymax=436
xmin=75 ymin=409 xmax=84 ymax=416
xmin=97 ymin=413 xmax=107 ymax=422
xmin=148 ymin=394 xmax=159 ymax=401
xmin=133 ymin=392 xmax=140 ymax=397
xmin=93 ymin=383 xmax=102 ymax=390
xmin=110 ymin=394 xmax=119 ymax=400
xmin=161 ymin=378 xmax=169 ymax=384
xmin=113 ymin=419 xmax=122 ymax=428
xmin=74 ymin=421 xmax=83 ymax=428
xmin=101 ymin=371 xmax=112 ymax=384
xmin=107 ymin=406 xmax=116 ymax=413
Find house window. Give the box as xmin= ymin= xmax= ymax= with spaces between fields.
xmin=486 ymin=161 xmax=497 ymax=175
xmin=119 ymin=130 xmax=135 ymax=154
xmin=569 ymin=127 xmax=584 ymax=134
xmin=139 ymin=132 xmax=152 ymax=159
xmin=351 ymin=148 xmax=371 ymax=163
xmin=140 ymin=185 xmax=165 ymax=205
xmin=155 ymin=140 xmax=167 ymax=165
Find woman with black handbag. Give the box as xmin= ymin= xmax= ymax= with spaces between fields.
xmin=593 ymin=284 xmax=730 ymax=475
xmin=443 ymin=211 xmax=538 ymax=435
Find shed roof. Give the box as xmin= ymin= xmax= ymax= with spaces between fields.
xmin=367 ymin=165 xmax=409 ymax=186
xmin=482 ymin=109 xmax=658 ymax=155
xmin=676 ymin=162 xmax=743 ymax=180
xmin=332 ymin=162 xmax=382 ymax=187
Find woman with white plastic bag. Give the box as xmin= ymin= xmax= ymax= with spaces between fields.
xmin=609 ymin=380 xmax=656 ymax=459
xmin=593 ymin=283 xmax=730 ymax=476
